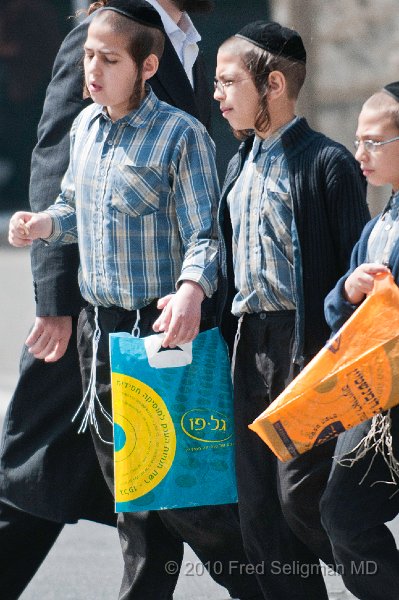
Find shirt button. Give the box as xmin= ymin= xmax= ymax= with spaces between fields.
xmin=259 ymin=313 xmax=267 ymax=320
xmin=107 ymin=140 xmax=113 ymax=146
xmin=385 ymin=224 xmax=392 ymax=230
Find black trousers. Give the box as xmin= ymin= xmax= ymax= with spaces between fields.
xmin=233 ymin=311 xmax=333 ymax=600
xmin=320 ymin=407 xmax=399 ymax=600
xmin=0 ymin=318 xmax=117 ymax=599
xmin=0 ymin=501 xmax=64 ymax=600
xmin=77 ymin=303 xmax=262 ymax=600
xmin=0 ymin=320 xmax=116 ymax=524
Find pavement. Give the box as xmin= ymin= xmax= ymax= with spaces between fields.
xmin=0 ymin=230 xmax=394 ymax=599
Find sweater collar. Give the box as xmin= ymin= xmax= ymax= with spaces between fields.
xmin=238 ymin=116 xmax=312 ymax=159
xmin=222 ymin=117 xmax=314 ymax=199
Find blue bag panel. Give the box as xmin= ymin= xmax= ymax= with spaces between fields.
xmin=110 ymin=328 xmax=237 ymax=511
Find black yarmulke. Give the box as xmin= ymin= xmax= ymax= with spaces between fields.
xmin=101 ymin=0 xmax=165 ymax=32
xmin=384 ymin=82 xmax=399 ymax=103
xmin=235 ymin=21 xmax=306 ymax=64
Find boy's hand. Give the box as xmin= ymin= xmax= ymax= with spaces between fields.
xmin=153 ymin=281 xmax=205 ymax=348
xmin=9 ymin=211 xmax=53 ymax=247
xmin=344 ymin=263 xmax=390 ymax=304
xmin=26 ymin=316 xmax=72 ymax=362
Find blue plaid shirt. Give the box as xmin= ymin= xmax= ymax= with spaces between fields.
xmin=227 ymin=118 xmax=298 ymax=316
xmin=46 ymin=87 xmax=219 ymax=310
xmin=367 ymin=190 xmax=399 ymax=266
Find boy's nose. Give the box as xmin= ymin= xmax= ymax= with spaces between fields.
xmin=89 ymin=57 xmax=101 ymax=75
xmin=355 ymin=143 xmax=368 ymax=163
xmin=213 ymin=85 xmax=225 ymax=101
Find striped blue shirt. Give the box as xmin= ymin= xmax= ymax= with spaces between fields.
xmin=227 ymin=118 xmax=298 ymax=316
xmin=46 ymin=87 xmax=219 ymax=310
xmin=367 ymin=191 xmax=399 ymax=265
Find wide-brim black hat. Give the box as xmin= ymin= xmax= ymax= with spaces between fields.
xmin=235 ymin=21 xmax=306 ymax=64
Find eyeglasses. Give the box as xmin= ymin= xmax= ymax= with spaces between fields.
xmin=354 ymin=136 xmax=399 ymax=153
xmin=213 ymin=77 xmax=254 ymax=94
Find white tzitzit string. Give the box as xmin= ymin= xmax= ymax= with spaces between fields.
xmin=336 ymin=410 xmax=399 ymax=496
xmin=230 ymin=315 xmax=243 ymax=378
xmin=72 ymin=306 xmax=113 ymax=444
xmin=131 ymin=309 xmax=141 ymax=338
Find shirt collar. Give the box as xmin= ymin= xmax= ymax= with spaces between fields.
xmin=382 ymin=189 xmax=399 ymax=216
xmin=253 ymin=116 xmax=299 ymax=157
xmin=177 ymin=11 xmax=201 ymax=43
xmin=386 ymin=190 xmax=399 ymax=217
xmin=391 ymin=190 xmax=399 ymax=206
xmin=88 ymin=85 xmax=160 ymax=129
xmin=145 ymin=0 xmax=201 ymax=43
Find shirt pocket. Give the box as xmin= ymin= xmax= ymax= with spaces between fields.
xmin=111 ymin=163 xmax=165 ymax=217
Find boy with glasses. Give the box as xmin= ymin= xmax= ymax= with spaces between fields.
xmin=321 ymin=81 xmax=399 ymax=600
xmin=214 ymin=21 xmax=370 ymax=599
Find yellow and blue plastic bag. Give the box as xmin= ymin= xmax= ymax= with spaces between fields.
xmin=110 ymin=327 xmax=237 ymax=511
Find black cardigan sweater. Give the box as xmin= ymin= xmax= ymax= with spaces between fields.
xmin=218 ymin=117 xmax=370 ymax=364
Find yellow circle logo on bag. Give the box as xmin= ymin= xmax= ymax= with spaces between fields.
xmin=181 ymin=408 xmax=234 ymax=443
xmin=112 ymin=373 xmax=176 ymax=503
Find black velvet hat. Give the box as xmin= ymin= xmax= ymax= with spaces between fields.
xmin=235 ymin=21 xmax=306 ymax=64
xmin=383 ymin=82 xmax=399 ymax=103
xmin=101 ymin=0 xmax=165 ymax=32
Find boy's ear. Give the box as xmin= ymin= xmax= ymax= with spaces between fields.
xmin=267 ymin=70 xmax=286 ymax=99
xmin=142 ymin=54 xmax=159 ymax=81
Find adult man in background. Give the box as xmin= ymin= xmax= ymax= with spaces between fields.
xmin=0 ymin=3 xmax=260 ymax=599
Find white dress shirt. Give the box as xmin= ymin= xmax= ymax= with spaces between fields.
xmin=146 ymin=0 xmax=200 ymax=87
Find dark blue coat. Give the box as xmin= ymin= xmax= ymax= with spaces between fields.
xmin=324 ymin=214 xmax=399 ymax=333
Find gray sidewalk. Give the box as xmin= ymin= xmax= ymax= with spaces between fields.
xmin=0 ymin=242 xmax=377 ymax=599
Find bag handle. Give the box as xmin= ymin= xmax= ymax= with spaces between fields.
xmin=144 ymin=333 xmax=193 ymax=369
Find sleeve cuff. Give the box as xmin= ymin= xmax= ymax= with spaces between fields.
xmin=176 ymin=270 xmax=216 ymax=298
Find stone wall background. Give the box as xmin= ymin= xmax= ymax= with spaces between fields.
xmin=271 ymin=0 xmax=399 ymax=214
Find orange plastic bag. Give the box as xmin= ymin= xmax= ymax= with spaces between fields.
xmin=249 ymin=274 xmax=399 ymax=462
